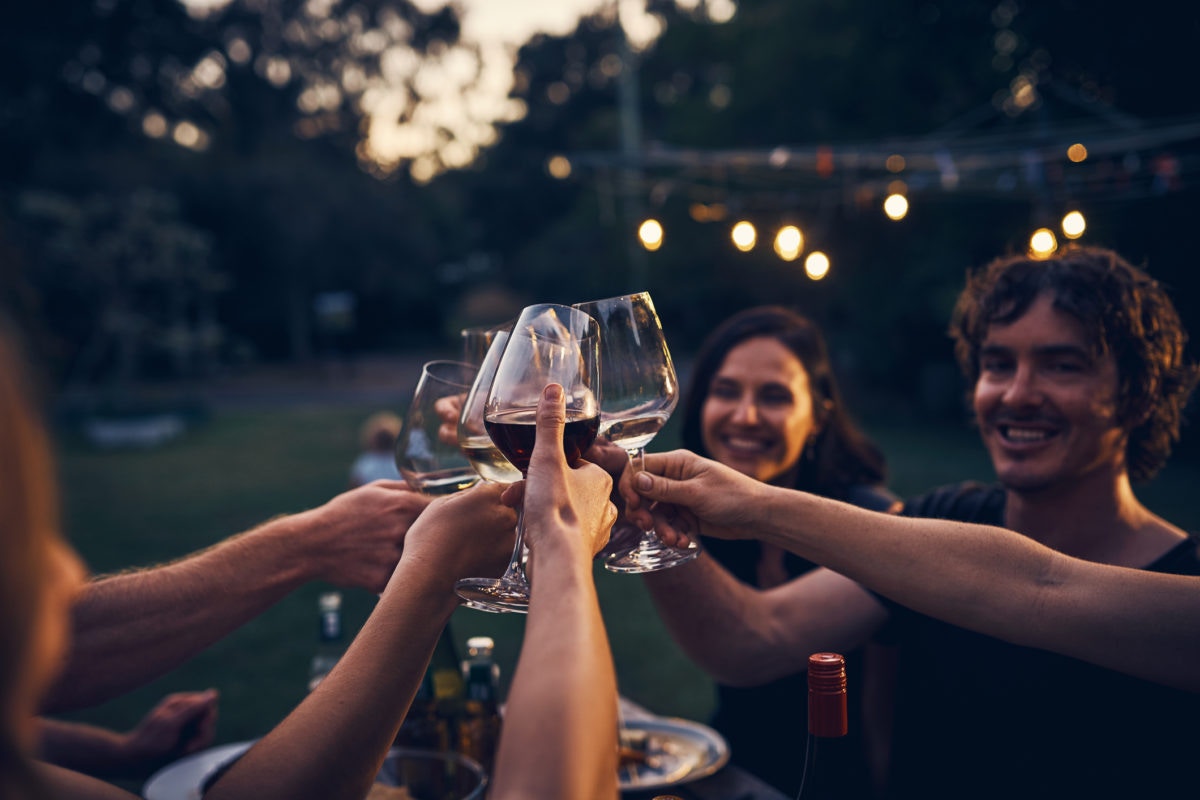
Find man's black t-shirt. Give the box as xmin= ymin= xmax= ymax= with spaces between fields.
xmin=881 ymin=482 xmax=1200 ymax=799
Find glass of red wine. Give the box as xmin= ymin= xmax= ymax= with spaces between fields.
xmin=573 ymin=292 xmax=699 ymax=572
xmin=454 ymin=303 xmax=601 ymax=613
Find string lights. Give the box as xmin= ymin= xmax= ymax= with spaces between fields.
xmin=555 ymin=110 xmax=1200 ymax=271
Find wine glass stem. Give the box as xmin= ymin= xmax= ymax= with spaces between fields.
xmin=629 ymin=446 xmax=660 ymax=544
xmin=500 ymin=506 xmax=528 ymax=585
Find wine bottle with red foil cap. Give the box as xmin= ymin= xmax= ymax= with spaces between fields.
xmin=797 ymin=652 xmax=849 ymax=799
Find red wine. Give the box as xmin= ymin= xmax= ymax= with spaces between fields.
xmin=484 ymin=409 xmax=600 ymax=474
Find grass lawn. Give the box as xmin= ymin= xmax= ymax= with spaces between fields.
xmin=49 ymin=401 xmax=1200 ymax=764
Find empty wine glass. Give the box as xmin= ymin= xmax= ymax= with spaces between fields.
xmin=395 ymin=360 xmax=481 ymax=495
xmin=460 ymin=322 xmax=509 ymax=367
xmin=573 ymin=292 xmax=699 ymax=573
xmin=454 ymin=304 xmax=601 ymax=613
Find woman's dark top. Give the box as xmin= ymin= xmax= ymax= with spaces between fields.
xmin=702 ymin=483 xmax=898 ymax=797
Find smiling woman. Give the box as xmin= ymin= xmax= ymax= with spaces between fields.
xmin=667 ymin=305 xmax=898 ymax=795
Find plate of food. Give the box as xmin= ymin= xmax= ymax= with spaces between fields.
xmin=617 ymin=716 xmax=730 ymax=791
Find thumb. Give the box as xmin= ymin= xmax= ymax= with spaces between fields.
xmin=633 ymin=469 xmax=685 ymax=504
xmin=531 ymin=383 xmax=567 ymax=469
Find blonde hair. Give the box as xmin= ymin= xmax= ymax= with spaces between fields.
xmin=359 ymin=411 xmax=402 ymax=452
xmin=0 ymin=324 xmax=60 ymax=799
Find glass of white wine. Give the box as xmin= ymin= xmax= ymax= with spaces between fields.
xmin=573 ymin=291 xmax=699 ymax=573
xmin=395 ymin=360 xmax=482 ymax=495
xmin=458 ymin=331 xmax=523 ymax=487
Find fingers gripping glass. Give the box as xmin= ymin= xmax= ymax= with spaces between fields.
xmin=395 ymin=360 xmax=481 ymax=495
xmin=573 ymin=292 xmax=699 ymax=573
xmin=454 ymin=304 xmax=602 ymax=614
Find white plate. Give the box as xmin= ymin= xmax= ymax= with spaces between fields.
xmin=143 ymin=741 xmax=254 ymax=800
xmin=145 ymin=716 xmax=729 ymax=798
xmin=617 ymin=717 xmax=730 ymax=791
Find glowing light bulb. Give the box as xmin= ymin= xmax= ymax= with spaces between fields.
xmin=1030 ymin=228 xmax=1058 ymax=258
xmin=731 ymin=220 xmax=757 ymax=252
xmin=884 ymin=193 xmax=909 ymax=221
xmin=638 ymin=219 xmax=664 ymax=251
xmin=1062 ymin=210 xmax=1086 ymax=239
xmin=774 ymin=225 xmax=803 ymax=261
xmin=805 ymin=251 xmax=830 ymax=280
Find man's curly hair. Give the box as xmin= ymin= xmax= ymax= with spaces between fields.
xmin=950 ymin=245 xmax=1200 ymax=482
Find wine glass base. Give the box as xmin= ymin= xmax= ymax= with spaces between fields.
xmin=455 ymin=577 xmax=531 ymax=614
xmin=604 ymin=535 xmax=700 ymax=574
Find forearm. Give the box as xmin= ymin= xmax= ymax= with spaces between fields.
xmin=641 ymin=554 xmax=807 ymax=685
xmin=37 ymin=718 xmax=130 ymax=778
xmin=756 ymin=489 xmax=1200 ymax=692
xmin=491 ymin=550 xmax=618 ymax=800
xmin=206 ymin=560 xmax=457 ymax=800
xmin=47 ymin=515 xmax=315 ymax=712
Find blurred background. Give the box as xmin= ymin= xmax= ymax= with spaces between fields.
xmin=5 ymin=0 xmax=1199 ymax=772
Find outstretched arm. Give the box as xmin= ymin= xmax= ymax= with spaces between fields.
xmin=46 ymin=481 xmax=431 ymax=712
xmin=203 ymin=482 xmax=516 ymax=800
xmin=490 ymin=383 xmax=620 ymax=800
xmin=625 ymin=449 xmax=1200 ymax=693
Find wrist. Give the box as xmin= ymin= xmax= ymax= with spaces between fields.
xmin=383 ymin=554 xmax=461 ymax=619
xmin=256 ymin=510 xmax=325 ymax=585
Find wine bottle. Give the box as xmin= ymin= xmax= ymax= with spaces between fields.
xmin=797 ymin=652 xmax=849 ymax=799
xmin=306 ymin=591 xmax=344 ymax=692
xmin=457 ymin=636 xmax=502 ymax=773
xmin=395 ymin=626 xmax=462 ymax=751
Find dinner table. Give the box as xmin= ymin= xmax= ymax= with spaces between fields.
xmin=143 ymin=695 xmax=790 ymax=800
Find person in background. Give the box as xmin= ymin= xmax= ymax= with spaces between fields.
xmin=622 ymin=246 xmax=1200 ymax=799
xmin=664 ymin=305 xmax=898 ymax=795
xmin=349 ymin=411 xmax=403 ymax=487
xmin=1 ymin=315 xmax=619 ymax=799
xmin=36 ymin=690 xmax=218 ymax=782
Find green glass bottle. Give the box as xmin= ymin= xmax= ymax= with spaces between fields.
xmin=457 ymin=636 xmax=502 ymax=773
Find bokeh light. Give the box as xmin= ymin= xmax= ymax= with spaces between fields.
xmin=638 ymin=218 xmax=664 ymax=251
xmin=883 ymin=193 xmax=909 ymax=220
xmin=1067 ymin=143 xmax=1088 ymax=163
xmin=1061 ymin=210 xmax=1086 ymax=239
xmin=731 ymin=220 xmax=756 ymax=252
xmin=773 ymin=225 xmax=803 ymax=261
xmin=1029 ymin=227 xmax=1058 ymax=258
xmin=805 ymin=251 xmax=830 ymax=280
xmin=546 ymin=155 xmax=572 ymax=179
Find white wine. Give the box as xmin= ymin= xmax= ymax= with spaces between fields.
xmin=601 ymin=412 xmax=670 ymax=452
xmin=461 ymin=436 xmax=523 ymax=484
xmin=412 ymin=467 xmax=481 ymax=495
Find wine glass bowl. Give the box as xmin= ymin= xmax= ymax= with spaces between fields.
xmin=457 ymin=330 xmax=523 ymax=486
xmin=395 ymin=360 xmax=482 ymax=495
xmin=454 ymin=304 xmax=601 ymax=613
xmin=573 ymin=292 xmax=699 ymax=573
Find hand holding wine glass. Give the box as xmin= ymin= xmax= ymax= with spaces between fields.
xmin=454 ymin=304 xmax=601 ymax=613
xmin=573 ymin=291 xmax=699 ymax=573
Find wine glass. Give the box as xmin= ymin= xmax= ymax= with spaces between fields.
xmin=460 ymin=323 xmax=508 ymax=367
xmin=573 ymin=292 xmax=699 ymax=573
xmin=457 ymin=330 xmax=523 ymax=487
xmin=454 ymin=304 xmax=602 ymax=613
xmin=395 ymin=360 xmax=482 ymax=495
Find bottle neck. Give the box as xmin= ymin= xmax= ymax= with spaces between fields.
xmin=807 ymin=652 xmax=847 ymax=738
